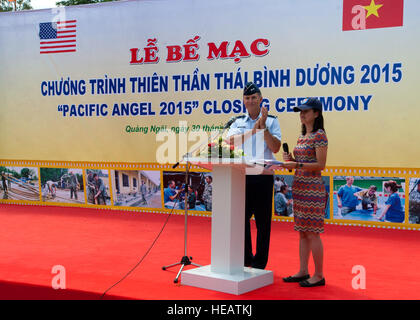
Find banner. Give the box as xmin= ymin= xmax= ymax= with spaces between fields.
xmin=1 ymin=0 xmax=419 ymax=229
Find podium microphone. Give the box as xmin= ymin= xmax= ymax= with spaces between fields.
xmin=172 ymin=152 xmax=192 ymax=169
xmin=282 ymin=143 xmax=292 ymax=172
xmin=173 ymin=117 xmax=238 ymax=169
xmin=223 ymin=116 xmax=239 ymax=129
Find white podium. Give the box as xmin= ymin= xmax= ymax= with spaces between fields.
xmin=181 ymin=158 xmax=273 ymax=295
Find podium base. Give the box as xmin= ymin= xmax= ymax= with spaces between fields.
xmin=181 ymin=265 xmax=273 ymax=295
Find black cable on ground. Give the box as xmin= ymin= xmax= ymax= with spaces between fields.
xmin=99 ymin=196 xmax=182 ymax=300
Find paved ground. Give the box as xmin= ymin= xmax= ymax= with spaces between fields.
xmin=42 ymin=189 xmax=85 ymax=204
xmin=114 ymin=191 xmax=162 ymax=208
xmin=1 ymin=182 xmax=39 ymax=201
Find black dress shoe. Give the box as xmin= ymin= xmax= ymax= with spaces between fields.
xmin=299 ymin=278 xmax=325 ymax=287
xmin=244 ymin=260 xmax=253 ymax=267
xmin=282 ymin=274 xmax=310 ymax=283
xmin=251 ymin=262 xmax=266 ymax=270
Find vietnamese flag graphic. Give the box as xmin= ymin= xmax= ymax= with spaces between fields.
xmin=343 ymin=0 xmax=404 ymax=31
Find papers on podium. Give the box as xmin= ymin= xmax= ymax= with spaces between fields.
xmin=251 ymin=159 xmax=284 ymax=171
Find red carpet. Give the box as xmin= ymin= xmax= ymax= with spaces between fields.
xmin=0 ymin=203 xmax=419 ymax=300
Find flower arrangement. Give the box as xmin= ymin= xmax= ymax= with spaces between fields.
xmin=200 ymin=136 xmax=244 ymax=159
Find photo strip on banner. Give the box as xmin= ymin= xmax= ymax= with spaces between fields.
xmin=40 ymin=168 xmax=85 ymax=204
xmin=0 ymin=166 xmax=39 ymax=201
xmin=111 ymin=170 xmax=161 ymax=209
xmin=1 ymin=160 xmax=420 ymax=230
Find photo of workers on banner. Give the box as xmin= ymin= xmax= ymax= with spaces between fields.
xmin=333 ymin=176 xmax=405 ymax=223
xmin=40 ymin=168 xmax=84 ymax=204
xmin=111 ymin=170 xmax=161 ymax=208
xmin=0 ymin=166 xmax=39 ymax=201
xmin=85 ymin=169 xmax=111 ymax=206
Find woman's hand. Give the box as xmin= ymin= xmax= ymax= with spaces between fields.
xmin=377 ymin=204 xmax=390 ymax=221
xmin=282 ymin=162 xmax=297 ymax=170
xmin=282 ymin=152 xmax=293 ymax=161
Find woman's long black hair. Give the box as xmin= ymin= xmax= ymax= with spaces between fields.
xmin=301 ymin=109 xmax=325 ymax=135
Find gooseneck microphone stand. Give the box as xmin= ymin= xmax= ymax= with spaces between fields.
xmin=162 ymin=156 xmax=202 ymax=283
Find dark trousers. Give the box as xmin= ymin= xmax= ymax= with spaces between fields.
xmin=244 ymin=175 xmax=274 ymax=269
xmin=70 ymin=187 xmax=77 ymax=199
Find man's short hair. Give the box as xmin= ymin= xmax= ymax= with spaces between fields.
xmin=243 ymin=82 xmax=261 ymax=96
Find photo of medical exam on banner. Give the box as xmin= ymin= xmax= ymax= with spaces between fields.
xmin=333 ymin=176 xmax=406 ymax=223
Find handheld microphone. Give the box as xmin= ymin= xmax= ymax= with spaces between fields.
xmin=282 ymin=143 xmax=292 ymax=172
xmin=282 ymin=143 xmax=289 ymax=154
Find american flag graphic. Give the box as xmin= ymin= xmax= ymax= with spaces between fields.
xmin=39 ymin=20 xmax=77 ymax=54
